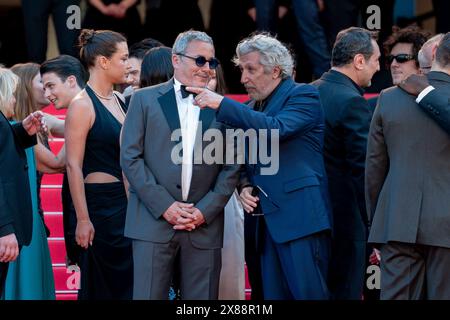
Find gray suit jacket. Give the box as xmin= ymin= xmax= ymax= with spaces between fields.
xmin=365 ymin=71 xmax=450 ymax=248
xmin=120 ymin=79 xmax=240 ymax=249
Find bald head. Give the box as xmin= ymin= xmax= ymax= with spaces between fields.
xmin=418 ymin=34 xmax=444 ymax=74
xmin=434 ymin=32 xmax=450 ymax=71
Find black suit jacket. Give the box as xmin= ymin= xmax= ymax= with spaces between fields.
xmin=313 ymin=70 xmax=371 ymax=240
xmin=0 ymin=112 xmax=36 ymax=246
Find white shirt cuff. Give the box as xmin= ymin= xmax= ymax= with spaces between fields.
xmin=416 ymin=86 xmax=435 ymax=103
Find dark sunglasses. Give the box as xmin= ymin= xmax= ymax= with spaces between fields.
xmin=387 ymin=54 xmax=415 ymax=64
xmin=176 ymin=53 xmax=220 ymax=69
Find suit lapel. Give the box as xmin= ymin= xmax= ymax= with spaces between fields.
xmin=192 ymin=105 xmax=216 ymax=162
xmin=198 ymin=107 xmax=215 ymax=133
xmin=158 ymin=82 xmax=181 ymax=134
xmin=157 ymin=80 xmax=216 ymax=135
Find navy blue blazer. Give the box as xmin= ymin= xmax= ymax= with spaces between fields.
xmin=0 ymin=112 xmax=36 ymax=246
xmin=217 ymin=77 xmax=332 ymax=243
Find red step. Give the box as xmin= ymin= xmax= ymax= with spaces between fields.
xmin=48 ymin=238 xmax=67 ymax=264
xmin=41 ymin=188 xmax=63 ymax=211
xmin=245 ymin=264 xmax=250 ymax=289
xmin=44 ymin=213 xmax=64 ymax=237
xmin=56 ymin=293 xmax=78 ymax=300
xmin=42 ymin=173 xmax=64 ymax=186
xmin=53 ymin=265 xmax=80 ymax=292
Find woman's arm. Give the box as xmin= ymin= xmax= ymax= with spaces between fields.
xmin=34 ymin=130 xmax=66 ymax=173
xmin=65 ymin=96 xmax=95 ymax=249
xmin=35 ymin=142 xmax=65 ymax=174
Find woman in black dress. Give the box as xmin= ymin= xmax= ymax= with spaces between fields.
xmin=65 ymin=29 xmax=133 ymax=299
xmin=83 ymin=0 xmax=142 ymax=45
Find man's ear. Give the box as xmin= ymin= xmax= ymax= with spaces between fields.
xmin=272 ymin=66 xmax=282 ymax=79
xmin=354 ymin=53 xmax=366 ymax=71
xmin=431 ymin=44 xmax=438 ymax=62
xmin=172 ymin=54 xmax=180 ymax=69
xmin=66 ymin=75 xmax=77 ymax=88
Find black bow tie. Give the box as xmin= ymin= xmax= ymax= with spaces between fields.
xmin=180 ymin=85 xmax=197 ymax=99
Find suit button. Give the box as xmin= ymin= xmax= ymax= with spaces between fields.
xmin=176 ymin=184 xmax=181 ymax=189
xmin=24 ymin=164 xmax=28 ymax=170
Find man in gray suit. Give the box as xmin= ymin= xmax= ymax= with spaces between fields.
xmin=120 ymin=30 xmax=240 ymax=300
xmin=365 ymin=33 xmax=450 ymax=300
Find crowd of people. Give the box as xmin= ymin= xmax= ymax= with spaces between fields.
xmin=0 ymin=1 xmax=450 ymax=302
xmin=12 ymin=1 xmax=450 ymax=90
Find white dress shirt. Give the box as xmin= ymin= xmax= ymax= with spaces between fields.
xmin=174 ymin=78 xmax=200 ymax=201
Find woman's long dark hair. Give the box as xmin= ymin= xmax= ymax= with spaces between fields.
xmin=139 ymin=46 xmax=174 ymax=88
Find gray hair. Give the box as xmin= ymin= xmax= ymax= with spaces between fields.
xmin=418 ymin=33 xmax=444 ymax=68
xmin=172 ymin=30 xmax=214 ymax=55
xmin=233 ymin=33 xmax=294 ymax=79
xmin=0 ymin=67 xmax=19 ymax=115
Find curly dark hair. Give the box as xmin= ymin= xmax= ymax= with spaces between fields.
xmin=383 ymin=25 xmax=431 ymax=68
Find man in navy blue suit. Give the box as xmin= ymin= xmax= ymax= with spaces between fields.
xmin=188 ymin=33 xmax=332 ymax=299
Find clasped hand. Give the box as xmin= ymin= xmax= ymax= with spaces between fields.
xmin=163 ymin=202 xmax=205 ymax=231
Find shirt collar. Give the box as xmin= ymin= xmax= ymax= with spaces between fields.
xmin=174 ymin=78 xmax=183 ymax=94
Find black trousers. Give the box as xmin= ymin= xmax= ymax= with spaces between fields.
xmin=244 ymin=214 xmax=264 ymax=300
xmin=22 ymin=0 xmax=80 ymax=63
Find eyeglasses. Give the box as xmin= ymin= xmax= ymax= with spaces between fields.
xmin=176 ymin=53 xmax=220 ymax=69
xmin=387 ymin=54 xmax=415 ymax=64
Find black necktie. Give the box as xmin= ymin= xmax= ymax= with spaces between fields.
xmin=180 ymin=85 xmax=197 ymax=99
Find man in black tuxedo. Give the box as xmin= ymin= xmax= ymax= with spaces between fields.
xmin=313 ymin=27 xmax=380 ymax=299
xmin=0 ymin=107 xmax=46 ymax=297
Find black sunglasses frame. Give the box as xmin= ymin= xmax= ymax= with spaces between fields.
xmin=176 ymin=53 xmax=220 ymax=69
xmin=387 ymin=53 xmax=415 ymax=64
